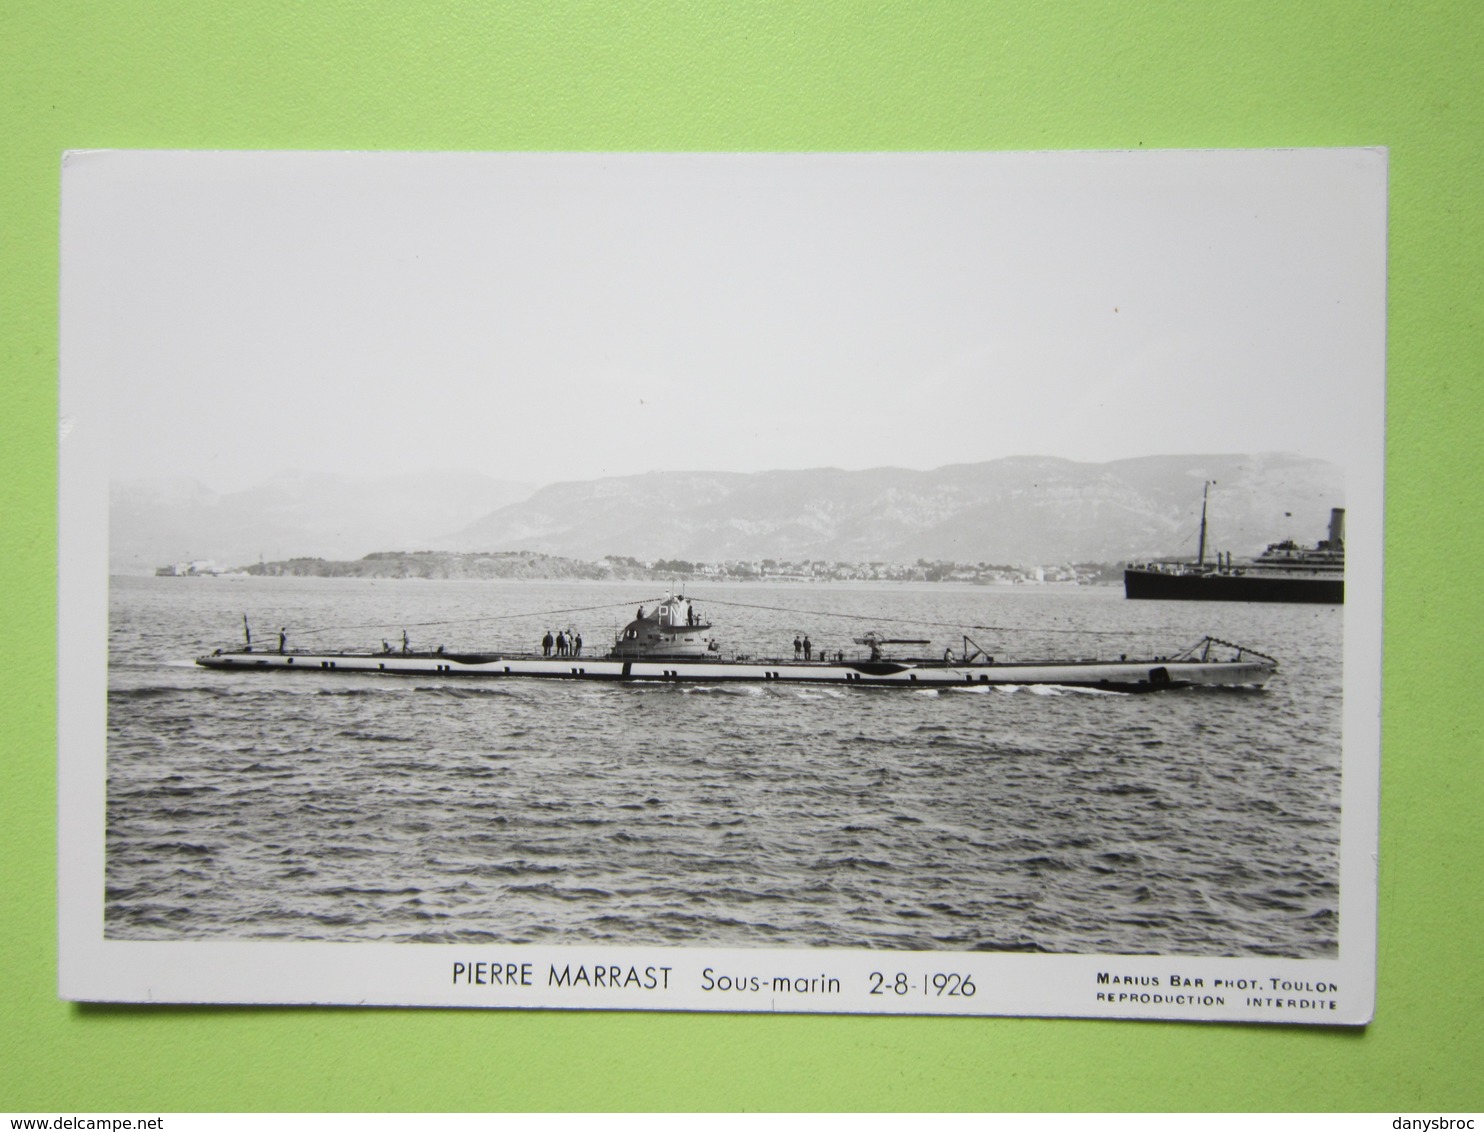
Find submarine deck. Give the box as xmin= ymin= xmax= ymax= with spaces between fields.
xmin=196 ymin=648 xmax=1275 ymax=691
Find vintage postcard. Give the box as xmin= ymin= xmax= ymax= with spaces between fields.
xmin=59 ymin=149 xmax=1385 ymax=1021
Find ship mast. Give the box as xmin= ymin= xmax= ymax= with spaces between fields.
xmin=1197 ymin=480 xmax=1211 ymax=567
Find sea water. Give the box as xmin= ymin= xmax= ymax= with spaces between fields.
xmin=104 ymin=576 xmax=1342 ymax=956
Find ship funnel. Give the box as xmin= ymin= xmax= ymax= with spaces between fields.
xmin=1328 ymin=508 xmax=1346 ymax=550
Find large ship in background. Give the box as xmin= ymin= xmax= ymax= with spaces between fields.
xmin=1124 ymin=485 xmax=1345 ymax=604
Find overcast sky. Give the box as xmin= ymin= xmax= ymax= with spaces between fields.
xmin=65 ymin=149 xmax=1386 ymax=492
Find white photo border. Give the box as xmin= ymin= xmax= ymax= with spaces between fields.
xmin=58 ymin=148 xmax=1385 ymax=1023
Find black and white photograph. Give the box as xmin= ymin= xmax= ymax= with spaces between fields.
xmin=58 ymin=149 xmax=1385 ymax=1020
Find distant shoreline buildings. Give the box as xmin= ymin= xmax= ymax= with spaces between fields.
xmin=154 ymin=559 xmax=236 ymax=577
xmin=162 ymin=549 xmax=1123 ymax=586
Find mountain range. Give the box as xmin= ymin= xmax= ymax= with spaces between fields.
xmin=110 ymin=470 xmax=535 ymax=575
xmin=112 ymin=454 xmax=1343 ymax=574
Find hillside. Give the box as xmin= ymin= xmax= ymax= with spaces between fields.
xmin=114 ymin=453 xmax=1344 ymax=573
xmin=445 ymin=454 xmax=1343 ymax=566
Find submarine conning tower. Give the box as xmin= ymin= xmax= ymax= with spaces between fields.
xmin=609 ymin=593 xmax=717 ymax=659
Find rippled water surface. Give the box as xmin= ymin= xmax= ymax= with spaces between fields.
xmin=106 ymin=576 xmax=1342 ymax=956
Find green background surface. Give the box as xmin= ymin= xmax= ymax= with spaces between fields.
xmin=3 ymin=1 xmax=1481 ymax=1112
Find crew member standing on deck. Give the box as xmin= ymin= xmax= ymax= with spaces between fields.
xmin=803 ymin=635 xmax=812 ymax=661
xmin=542 ymin=630 xmax=553 ymax=656
xmin=278 ymin=628 xmax=287 ymax=655
xmin=573 ymin=632 xmax=583 ymax=657
xmin=794 ymin=635 xmax=802 ymax=658
xmin=402 ymin=629 xmax=410 ymax=654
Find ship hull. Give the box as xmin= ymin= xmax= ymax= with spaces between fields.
xmin=196 ymin=650 xmax=1275 ymax=692
xmin=1124 ymin=567 xmax=1342 ymax=604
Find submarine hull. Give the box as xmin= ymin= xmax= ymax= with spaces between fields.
xmin=196 ymin=650 xmax=1275 ymax=692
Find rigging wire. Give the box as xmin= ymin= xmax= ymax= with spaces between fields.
xmin=225 ymin=596 xmax=671 ymax=647
xmin=226 ymin=589 xmax=1149 ymax=648
xmin=694 ymin=595 xmax=1142 ymax=637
